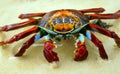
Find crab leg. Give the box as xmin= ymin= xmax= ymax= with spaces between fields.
xmin=15 ymin=33 xmax=42 ymax=56
xmin=0 ymin=19 xmax=37 ymax=32
xmin=79 ymin=7 xmax=105 ymax=13
xmin=19 ymin=12 xmax=46 ymax=19
xmin=86 ymin=12 xmax=120 ymax=19
xmin=0 ymin=26 xmax=38 ymax=45
xmin=43 ymin=35 xmax=59 ymax=63
xmin=74 ymin=34 xmax=88 ymax=61
xmin=15 ymin=34 xmax=36 ymax=56
xmin=89 ymin=24 xmax=120 ymax=47
xmin=85 ymin=31 xmax=108 ymax=59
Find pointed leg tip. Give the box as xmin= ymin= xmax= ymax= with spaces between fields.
xmin=99 ymin=48 xmax=108 ymax=60
xmin=100 ymin=54 xmax=108 ymax=60
xmin=18 ymin=14 xmax=25 ymax=19
xmin=14 ymin=53 xmax=23 ymax=57
xmin=116 ymin=10 xmax=120 ymax=13
xmin=99 ymin=7 xmax=105 ymax=12
xmin=102 ymin=57 xmax=108 ymax=60
xmin=115 ymin=37 xmax=120 ymax=48
xmin=102 ymin=57 xmax=108 ymax=61
xmin=117 ymin=44 xmax=120 ymax=48
xmin=0 ymin=42 xmax=5 ymax=46
xmin=117 ymin=42 xmax=120 ymax=48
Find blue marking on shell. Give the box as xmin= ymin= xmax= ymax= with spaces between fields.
xmin=34 ymin=34 xmax=41 ymax=42
xmin=86 ymin=31 xmax=91 ymax=40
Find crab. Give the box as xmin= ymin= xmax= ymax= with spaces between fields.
xmin=0 ymin=8 xmax=120 ymax=63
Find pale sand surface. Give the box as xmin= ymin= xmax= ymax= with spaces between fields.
xmin=0 ymin=0 xmax=120 ymax=74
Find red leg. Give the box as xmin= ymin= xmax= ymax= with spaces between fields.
xmin=19 ymin=12 xmax=46 ymax=19
xmin=86 ymin=12 xmax=120 ymax=19
xmin=79 ymin=7 xmax=105 ymax=13
xmin=0 ymin=26 xmax=38 ymax=45
xmin=13 ymin=31 xmax=45 ymax=56
xmin=85 ymin=31 xmax=108 ymax=59
xmin=89 ymin=24 xmax=120 ymax=47
xmin=0 ymin=19 xmax=37 ymax=32
xmin=43 ymin=38 xmax=59 ymax=63
xmin=15 ymin=34 xmax=36 ymax=56
xmin=74 ymin=34 xmax=88 ymax=61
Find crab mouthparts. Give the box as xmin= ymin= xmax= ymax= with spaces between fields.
xmin=56 ymin=28 xmax=71 ymax=32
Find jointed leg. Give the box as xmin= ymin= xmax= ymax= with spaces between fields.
xmin=89 ymin=24 xmax=120 ymax=47
xmin=86 ymin=12 xmax=120 ymax=19
xmin=0 ymin=19 xmax=37 ymax=32
xmin=74 ymin=34 xmax=88 ymax=61
xmin=85 ymin=31 xmax=108 ymax=59
xmin=0 ymin=26 xmax=38 ymax=45
xmin=43 ymin=35 xmax=59 ymax=63
xmin=15 ymin=34 xmax=36 ymax=56
xmin=15 ymin=33 xmax=41 ymax=56
xmin=79 ymin=7 xmax=105 ymax=13
xmin=19 ymin=12 xmax=46 ymax=19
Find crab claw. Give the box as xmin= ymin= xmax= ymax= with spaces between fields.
xmin=43 ymin=40 xmax=59 ymax=63
xmin=74 ymin=45 xmax=88 ymax=61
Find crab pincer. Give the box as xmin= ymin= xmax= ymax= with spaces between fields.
xmin=43 ymin=40 xmax=59 ymax=63
xmin=74 ymin=45 xmax=88 ymax=61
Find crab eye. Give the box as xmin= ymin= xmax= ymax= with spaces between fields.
xmin=64 ymin=17 xmax=74 ymax=24
xmin=56 ymin=18 xmax=63 ymax=24
xmin=53 ymin=19 xmax=57 ymax=25
xmin=53 ymin=18 xmax=63 ymax=25
xmin=64 ymin=17 xmax=70 ymax=23
xmin=69 ymin=18 xmax=74 ymax=23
